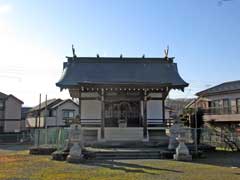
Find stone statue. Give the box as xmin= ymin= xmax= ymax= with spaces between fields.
xmin=168 ymin=119 xmax=182 ymax=150
xmin=66 ymin=116 xmax=84 ymax=163
xmin=173 ymin=132 xmax=192 ymax=161
xmin=168 ymin=118 xmax=192 ymax=161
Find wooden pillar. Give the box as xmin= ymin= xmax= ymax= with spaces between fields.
xmin=78 ymin=89 xmax=81 ymax=124
xmin=101 ymin=89 xmax=105 ymax=139
xmin=143 ymin=90 xmax=148 ymax=139
xmin=162 ymin=98 xmax=165 ymax=124
xmin=162 ymin=87 xmax=169 ymax=126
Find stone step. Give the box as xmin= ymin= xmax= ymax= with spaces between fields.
xmin=86 ymin=149 xmax=174 ymax=160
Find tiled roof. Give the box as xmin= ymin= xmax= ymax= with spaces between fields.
xmin=196 ymin=80 xmax=240 ymax=96
xmin=56 ymin=57 xmax=188 ymax=90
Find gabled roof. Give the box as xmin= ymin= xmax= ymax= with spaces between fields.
xmin=29 ymin=99 xmax=78 ymax=112
xmin=29 ymin=98 xmax=62 ymax=112
xmin=51 ymin=99 xmax=78 ymax=109
xmin=0 ymin=92 xmax=23 ymax=104
xmin=56 ymin=57 xmax=188 ymax=90
xmin=0 ymin=92 xmax=8 ymax=99
xmin=196 ymin=80 xmax=240 ymax=96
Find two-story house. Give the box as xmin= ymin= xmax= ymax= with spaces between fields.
xmin=26 ymin=98 xmax=79 ymax=128
xmin=0 ymin=92 xmax=24 ymax=133
xmin=194 ymin=80 xmax=240 ymax=130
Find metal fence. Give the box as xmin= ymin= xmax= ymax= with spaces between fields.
xmin=33 ymin=127 xmax=69 ymax=149
xmin=29 ymin=127 xmax=240 ymax=151
xmin=0 ymin=131 xmax=34 ymax=144
xmin=183 ymin=127 xmax=240 ymax=151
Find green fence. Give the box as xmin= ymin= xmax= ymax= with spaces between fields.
xmin=0 ymin=131 xmax=33 ymax=144
xmin=32 ymin=127 xmax=240 ymax=151
xmin=33 ymin=127 xmax=70 ymax=149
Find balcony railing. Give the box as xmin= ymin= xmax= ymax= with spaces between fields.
xmin=203 ymin=106 xmax=240 ymax=115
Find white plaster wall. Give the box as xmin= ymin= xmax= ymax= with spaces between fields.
xmin=81 ymin=100 xmax=101 ymax=119
xmin=147 ymin=100 xmax=163 ymax=119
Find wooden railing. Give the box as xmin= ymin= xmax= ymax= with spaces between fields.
xmin=66 ymin=118 xmax=174 ymax=128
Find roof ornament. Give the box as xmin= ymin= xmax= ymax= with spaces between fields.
xmin=72 ymin=44 xmax=77 ymax=59
xmin=142 ymin=54 xmax=145 ymax=58
xmin=120 ymin=54 xmax=123 ymax=58
xmin=97 ymin=54 xmax=100 ymax=58
xmin=164 ymin=45 xmax=169 ymax=60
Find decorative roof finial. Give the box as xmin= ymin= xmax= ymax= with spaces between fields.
xmin=164 ymin=45 xmax=169 ymax=60
xmin=120 ymin=54 xmax=123 ymax=58
xmin=96 ymin=54 xmax=100 ymax=58
xmin=72 ymin=44 xmax=77 ymax=59
xmin=142 ymin=54 xmax=145 ymax=58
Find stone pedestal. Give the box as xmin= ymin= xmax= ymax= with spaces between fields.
xmin=66 ymin=142 xmax=84 ymax=163
xmin=174 ymin=135 xmax=192 ymax=161
xmin=66 ymin=123 xmax=84 ymax=163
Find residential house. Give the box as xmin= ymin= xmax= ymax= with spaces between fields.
xmin=191 ymin=80 xmax=240 ymax=130
xmin=0 ymin=92 xmax=24 ymax=133
xmin=26 ymin=99 xmax=79 ymax=128
xmin=56 ymin=55 xmax=188 ymax=143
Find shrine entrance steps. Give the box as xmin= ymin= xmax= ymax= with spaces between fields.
xmin=85 ymin=139 xmax=169 ymax=148
xmin=84 ymin=147 xmax=174 ymax=160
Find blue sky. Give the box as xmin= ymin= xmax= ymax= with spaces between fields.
xmin=0 ymin=0 xmax=240 ymax=106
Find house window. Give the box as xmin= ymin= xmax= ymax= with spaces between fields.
xmin=0 ymin=100 xmax=4 ymax=110
xmin=211 ymin=100 xmax=221 ymax=114
xmin=62 ymin=110 xmax=75 ymax=119
xmin=223 ymin=99 xmax=231 ymax=114
xmin=236 ymin=99 xmax=240 ymax=113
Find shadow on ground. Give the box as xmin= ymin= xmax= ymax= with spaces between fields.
xmin=0 ymin=144 xmax=30 ymax=152
xmin=84 ymin=160 xmax=184 ymax=175
xmin=193 ymin=151 xmax=240 ymax=168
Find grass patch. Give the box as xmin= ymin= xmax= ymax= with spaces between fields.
xmin=0 ymin=150 xmax=239 ymax=180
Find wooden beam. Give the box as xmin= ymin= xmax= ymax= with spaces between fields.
xmin=147 ymin=97 xmax=164 ymax=101
xmin=143 ymin=90 xmax=148 ymax=139
xmin=79 ymin=97 xmax=100 ymax=101
xmin=101 ymin=89 xmax=105 ymax=139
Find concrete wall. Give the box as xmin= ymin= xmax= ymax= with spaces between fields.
xmin=105 ymin=127 xmax=143 ymax=141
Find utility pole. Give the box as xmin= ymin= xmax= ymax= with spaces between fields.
xmin=37 ymin=94 xmax=41 ymax=146
xmin=44 ymin=94 xmax=48 ymax=144
xmin=44 ymin=94 xmax=47 ymax=128
xmin=194 ymin=100 xmax=198 ymax=154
